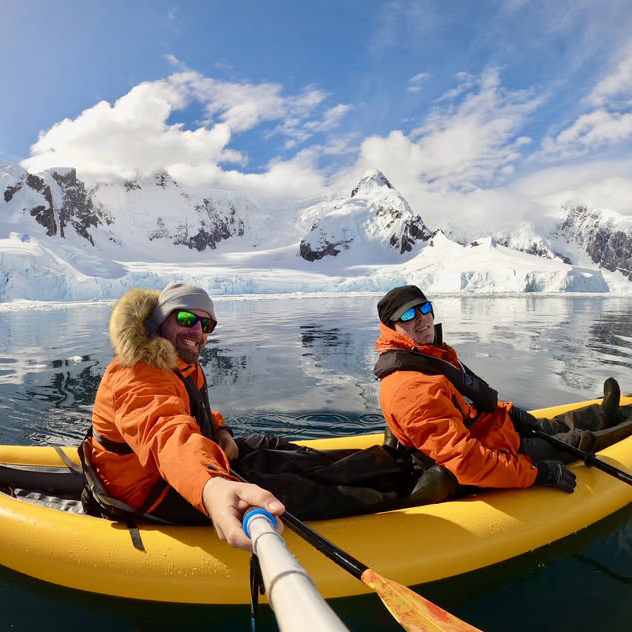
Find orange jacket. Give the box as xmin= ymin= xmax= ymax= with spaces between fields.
xmin=376 ymin=323 xmax=537 ymax=489
xmin=90 ymin=288 xmax=232 ymax=515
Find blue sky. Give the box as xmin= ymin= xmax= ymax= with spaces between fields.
xmin=3 ymin=0 xmax=632 ymax=229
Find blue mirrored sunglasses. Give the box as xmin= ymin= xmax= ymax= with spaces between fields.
xmin=399 ymin=302 xmax=433 ymax=322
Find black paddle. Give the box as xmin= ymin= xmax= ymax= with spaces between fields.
xmin=531 ymin=428 xmax=632 ymax=486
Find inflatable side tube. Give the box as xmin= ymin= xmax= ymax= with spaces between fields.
xmin=0 ymin=464 xmax=84 ymax=496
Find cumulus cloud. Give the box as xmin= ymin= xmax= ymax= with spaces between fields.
xmin=23 ymin=79 xmax=236 ymax=181
xmin=20 ymin=70 xmax=347 ymax=196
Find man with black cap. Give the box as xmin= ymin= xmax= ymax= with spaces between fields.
xmin=374 ymin=284 xmax=632 ymax=498
xmin=82 ymin=281 xmax=284 ymax=550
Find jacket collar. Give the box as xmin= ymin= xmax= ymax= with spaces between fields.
xmin=109 ymin=288 xmax=178 ymax=370
xmin=375 ymin=322 xmax=459 ymax=366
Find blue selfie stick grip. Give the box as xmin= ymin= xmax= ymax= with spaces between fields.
xmin=243 ymin=508 xmax=277 ymax=539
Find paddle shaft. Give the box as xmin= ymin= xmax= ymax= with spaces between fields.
xmin=279 ymin=510 xmax=367 ymax=579
xmin=230 ymin=469 xmax=367 ymax=579
xmin=244 ymin=510 xmax=349 ymax=631
xmin=532 ymin=428 xmax=632 ymax=486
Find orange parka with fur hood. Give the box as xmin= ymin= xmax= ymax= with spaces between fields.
xmin=376 ymin=323 xmax=538 ymax=489
xmin=90 ymin=288 xmax=231 ymax=515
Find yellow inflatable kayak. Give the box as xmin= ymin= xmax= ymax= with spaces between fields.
xmin=1 ymin=396 xmax=632 ymax=604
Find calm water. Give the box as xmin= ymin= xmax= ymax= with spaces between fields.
xmin=1 ymin=294 xmax=632 ymax=631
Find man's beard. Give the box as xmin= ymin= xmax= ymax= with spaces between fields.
xmin=175 ymin=337 xmax=203 ymax=364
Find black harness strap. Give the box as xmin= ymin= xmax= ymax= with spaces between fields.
xmin=374 ymin=349 xmax=498 ymax=412
xmin=78 ymin=427 xmax=175 ymax=541
xmin=91 ymin=430 xmax=133 ymax=455
xmin=53 ymin=446 xmax=83 ymax=474
xmin=126 ymin=520 xmax=145 ymax=552
xmin=249 ymin=554 xmax=265 ymax=632
xmin=173 ymin=368 xmax=216 ymax=440
xmin=89 ymin=429 xmax=168 ymax=516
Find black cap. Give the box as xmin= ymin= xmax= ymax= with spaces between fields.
xmin=378 ymin=285 xmax=428 ymax=325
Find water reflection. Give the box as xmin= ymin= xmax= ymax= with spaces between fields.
xmin=1 ymin=295 xmax=632 ymax=442
xmin=199 ymin=345 xmax=248 ymax=388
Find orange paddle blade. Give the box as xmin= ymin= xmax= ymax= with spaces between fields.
xmin=361 ymin=569 xmax=482 ymax=632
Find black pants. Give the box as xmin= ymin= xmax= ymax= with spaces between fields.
xmin=520 ymin=403 xmax=632 ymax=463
xmin=148 ymin=434 xmax=412 ymax=524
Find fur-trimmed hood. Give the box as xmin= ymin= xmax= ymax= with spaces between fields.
xmin=109 ymin=288 xmax=178 ymax=370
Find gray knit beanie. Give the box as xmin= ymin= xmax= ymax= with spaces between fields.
xmin=147 ymin=281 xmax=216 ymax=332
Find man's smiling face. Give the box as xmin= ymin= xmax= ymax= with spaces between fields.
xmin=393 ymin=307 xmax=435 ymax=345
xmin=159 ymin=309 xmax=210 ymax=364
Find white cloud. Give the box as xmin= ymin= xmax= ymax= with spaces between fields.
xmin=559 ymin=109 xmax=632 ymax=145
xmin=513 ymin=159 xmax=632 ymax=216
xmin=534 ymin=36 xmax=632 ymax=162
xmin=586 ymin=37 xmax=632 ymax=107
xmin=536 ymin=105 xmax=632 ymax=162
xmin=165 ymin=53 xmax=187 ymax=70
xmin=434 ymin=72 xmax=476 ymax=103
xmin=210 ymin=150 xmax=327 ymax=203
xmin=407 ymin=72 xmax=430 ymax=93
xmin=22 ymin=79 xmax=235 ymax=181
xmin=305 ymin=104 xmax=352 ymax=133
xmin=20 ymin=71 xmax=347 ymax=194
xmin=347 ymin=69 xmax=541 ymax=194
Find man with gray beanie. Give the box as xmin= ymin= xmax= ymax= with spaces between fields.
xmin=80 ymin=281 xmax=284 ymax=551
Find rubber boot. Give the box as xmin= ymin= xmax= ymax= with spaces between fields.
xmin=382 ymin=425 xmax=399 ymax=453
xmin=600 ymin=377 xmax=622 ymax=427
xmin=404 ymin=465 xmax=458 ymax=507
xmin=584 ymin=419 xmax=632 ymax=453
xmin=550 ymin=378 xmax=625 ymax=433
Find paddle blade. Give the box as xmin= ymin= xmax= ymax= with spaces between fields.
xmin=361 ymin=569 xmax=481 ymax=632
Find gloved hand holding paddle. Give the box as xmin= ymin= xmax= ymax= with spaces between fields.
xmin=509 ymin=405 xmax=539 ymax=436
xmin=534 ymin=459 xmax=576 ymax=493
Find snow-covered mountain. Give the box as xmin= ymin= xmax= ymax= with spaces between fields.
xmin=556 ymin=205 xmax=632 ymax=280
xmin=1 ymin=162 xmax=631 ymax=300
xmin=298 ymin=170 xmax=432 ymax=262
xmin=2 ymin=164 xmax=112 ymax=246
xmin=1 ymin=164 xmax=268 ymax=260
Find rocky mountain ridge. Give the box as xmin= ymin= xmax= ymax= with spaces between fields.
xmin=556 ymin=205 xmax=632 ymax=280
xmin=1 ymin=162 xmax=632 ymax=284
xmin=299 ymin=170 xmax=433 ymax=261
xmin=0 ymin=164 xmax=265 ymax=256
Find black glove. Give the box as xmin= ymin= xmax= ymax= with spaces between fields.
xmin=509 ymin=406 xmax=539 ymax=436
xmin=534 ymin=460 xmax=576 ymax=493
